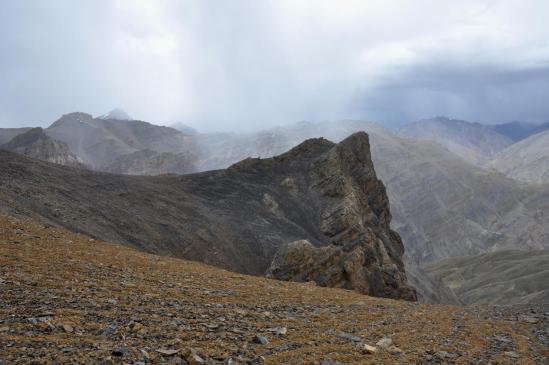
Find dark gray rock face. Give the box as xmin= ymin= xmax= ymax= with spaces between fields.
xmin=0 ymin=132 xmax=415 ymax=300
xmin=265 ymin=134 xmax=416 ymax=300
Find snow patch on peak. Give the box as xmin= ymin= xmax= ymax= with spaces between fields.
xmin=99 ymin=108 xmax=132 ymax=121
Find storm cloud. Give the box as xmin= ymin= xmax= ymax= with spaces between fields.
xmin=1 ymin=0 xmax=548 ymax=130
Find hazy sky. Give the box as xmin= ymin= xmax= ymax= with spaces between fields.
xmin=1 ymin=0 xmax=548 ymax=130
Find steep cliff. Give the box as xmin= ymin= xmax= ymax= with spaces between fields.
xmin=265 ymin=133 xmax=415 ymax=300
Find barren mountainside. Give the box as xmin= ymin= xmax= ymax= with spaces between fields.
xmin=2 ymin=117 xmax=548 ymax=304
xmin=424 ymin=250 xmax=549 ymax=305
xmin=0 ymin=127 xmax=84 ymax=168
xmin=102 ymin=149 xmax=197 ymax=176
xmin=0 ymin=132 xmax=415 ymax=300
xmin=489 ymin=129 xmax=549 ymax=184
xmin=189 ymin=121 xmax=549 ymax=268
xmin=45 ymin=112 xmax=195 ymax=170
xmin=398 ymin=117 xmax=513 ymax=165
xmin=2 ymin=215 xmax=547 ymax=364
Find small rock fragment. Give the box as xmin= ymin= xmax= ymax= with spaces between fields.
xmin=436 ymin=351 xmax=459 ymax=359
xmin=376 ymin=337 xmax=393 ymax=349
xmin=61 ymin=347 xmax=76 ymax=354
xmin=157 ymin=349 xmax=180 ymax=356
xmin=266 ymin=327 xmax=287 ymax=335
xmin=101 ymin=325 xmax=116 ymax=336
xmin=338 ymin=332 xmax=361 ymax=342
xmin=140 ymin=349 xmax=150 ymax=359
xmin=253 ymin=335 xmax=269 ymax=345
xmin=183 ymin=348 xmax=205 ymax=365
xmin=111 ymin=347 xmax=130 ymax=357
xmin=388 ymin=345 xmax=402 ymax=355
xmin=505 ymin=351 xmax=519 ymax=359
xmin=62 ymin=324 xmax=73 ymax=333
xmin=360 ymin=343 xmax=377 ymax=354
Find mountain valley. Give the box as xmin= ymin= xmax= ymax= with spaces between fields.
xmin=2 ymin=114 xmax=549 ymax=306
xmin=3 ymin=3 xmax=549 ymax=363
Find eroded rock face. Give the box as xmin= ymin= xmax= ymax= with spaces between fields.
xmin=266 ymin=132 xmax=416 ymax=300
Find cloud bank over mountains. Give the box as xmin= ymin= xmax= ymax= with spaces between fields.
xmin=1 ymin=0 xmax=548 ymax=130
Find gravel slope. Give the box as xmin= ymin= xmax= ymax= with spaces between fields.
xmin=1 ymin=215 xmax=547 ymax=364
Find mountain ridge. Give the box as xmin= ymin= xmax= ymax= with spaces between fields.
xmin=0 ymin=127 xmax=84 ymax=168
xmin=0 ymin=132 xmax=416 ymax=300
xmin=490 ymin=121 xmax=549 ymax=142
xmin=398 ymin=116 xmax=514 ymax=165
xmin=489 ymin=129 xmax=549 ymax=184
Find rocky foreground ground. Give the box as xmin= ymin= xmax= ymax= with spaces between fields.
xmin=0 ymin=215 xmax=547 ymax=364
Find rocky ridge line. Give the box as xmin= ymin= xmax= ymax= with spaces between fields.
xmin=0 ymin=132 xmax=414 ymax=300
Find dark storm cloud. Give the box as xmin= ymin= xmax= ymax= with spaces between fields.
xmin=353 ymin=64 xmax=549 ymax=127
xmin=0 ymin=0 xmax=548 ymax=129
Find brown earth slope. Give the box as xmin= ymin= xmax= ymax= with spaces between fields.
xmin=0 ymin=215 xmax=547 ymax=364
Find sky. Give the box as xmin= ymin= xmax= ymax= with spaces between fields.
xmin=1 ymin=0 xmax=548 ymax=131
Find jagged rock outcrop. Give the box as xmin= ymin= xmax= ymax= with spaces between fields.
xmin=0 ymin=127 xmax=84 ymax=168
xmin=0 ymin=132 xmax=415 ymax=300
xmin=266 ymin=133 xmax=416 ymax=300
xmin=191 ymin=120 xmax=549 ymax=266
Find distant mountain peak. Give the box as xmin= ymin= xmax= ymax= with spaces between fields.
xmin=99 ymin=108 xmax=132 ymax=121
xmin=0 ymin=127 xmax=48 ymax=149
xmin=0 ymin=127 xmax=84 ymax=168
